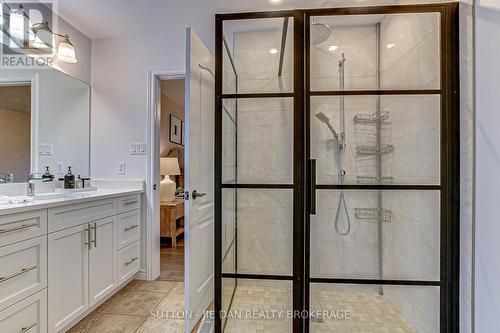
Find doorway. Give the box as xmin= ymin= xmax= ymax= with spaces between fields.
xmin=215 ymin=4 xmax=459 ymax=333
xmin=159 ymin=78 xmax=186 ymax=282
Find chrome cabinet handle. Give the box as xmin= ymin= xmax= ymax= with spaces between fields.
xmin=91 ymin=223 xmax=97 ymax=248
xmin=0 ymin=265 xmax=37 ymax=283
xmin=125 ymin=225 xmax=139 ymax=232
xmin=192 ymin=190 xmax=206 ymax=200
xmin=20 ymin=322 xmax=37 ymax=333
xmin=125 ymin=257 xmax=139 ymax=266
xmin=84 ymin=225 xmax=91 ymax=250
xmin=124 ymin=200 xmax=138 ymax=206
xmin=0 ymin=223 xmax=37 ymax=234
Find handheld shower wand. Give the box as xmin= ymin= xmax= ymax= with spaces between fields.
xmin=314 ymin=54 xmax=351 ymax=236
xmin=335 ymin=53 xmax=352 ymax=236
xmin=315 ymin=112 xmax=339 ymax=140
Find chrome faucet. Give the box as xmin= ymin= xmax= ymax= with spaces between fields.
xmin=27 ymin=173 xmax=48 ymax=196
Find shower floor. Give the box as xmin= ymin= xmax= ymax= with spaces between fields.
xmin=223 ymin=284 xmax=416 ymax=333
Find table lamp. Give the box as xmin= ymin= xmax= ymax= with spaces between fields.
xmin=160 ymin=157 xmax=181 ymax=202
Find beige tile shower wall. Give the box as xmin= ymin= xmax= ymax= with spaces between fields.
xmin=379 ymin=6 xmax=475 ymax=333
xmin=222 ymin=189 xmax=236 ymax=274
xmin=381 ymin=95 xmax=441 ymax=184
xmin=233 ymin=28 xmax=293 ymax=94
xmin=379 ymin=12 xmax=442 ymax=333
xmin=222 ymin=99 xmax=237 ymax=184
xmin=236 ymin=189 xmax=293 ymax=275
xmin=380 ymin=13 xmax=440 ymax=89
xmin=382 ymin=191 xmax=441 ymax=281
xmin=310 ymin=191 xmax=379 ymax=278
xmin=236 ymin=98 xmax=293 ymax=184
xmin=232 ymin=28 xmax=294 ymax=276
xmin=310 ymin=25 xmax=378 ymax=90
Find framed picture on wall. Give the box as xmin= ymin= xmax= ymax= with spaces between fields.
xmin=181 ymin=121 xmax=185 ymax=146
xmin=170 ymin=114 xmax=182 ymax=144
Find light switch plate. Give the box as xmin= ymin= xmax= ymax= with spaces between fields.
xmin=130 ymin=142 xmax=146 ymax=155
xmin=118 ymin=162 xmax=126 ymax=175
xmin=38 ymin=143 xmax=53 ymax=155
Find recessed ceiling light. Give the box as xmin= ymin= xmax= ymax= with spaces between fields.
xmin=328 ymin=45 xmax=338 ymax=52
xmin=270 ymin=0 xmax=282 ymax=3
xmin=386 ymin=43 xmax=395 ymax=49
xmin=270 ymin=48 xmax=278 ymax=55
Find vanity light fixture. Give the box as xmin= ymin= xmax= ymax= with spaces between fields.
xmin=0 ymin=0 xmax=78 ymax=64
xmin=33 ymin=20 xmax=77 ymax=63
xmin=270 ymin=48 xmax=278 ymax=55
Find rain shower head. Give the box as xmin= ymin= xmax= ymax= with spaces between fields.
xmin=315 ymin=112 xmax=338 ymax=140
xmin=311 ymin=23 xmax=332 ymax=46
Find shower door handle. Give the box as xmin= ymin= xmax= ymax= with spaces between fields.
xmin=309 ymin=159 xmax=317 ymax=215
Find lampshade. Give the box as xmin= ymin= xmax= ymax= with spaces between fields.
xmin=9 ymin=5 xmax=28 ymax=44
xmin=160 ymin=157 xmax=180 ymax=176
xmin=57 ymin=35 xmax=77 ymax=63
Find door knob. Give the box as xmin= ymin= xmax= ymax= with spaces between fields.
xmin=192 ymin=190 xmax=206 ymax=200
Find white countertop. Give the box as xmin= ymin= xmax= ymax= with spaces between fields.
xmin=0 ymin=181 xmax=144 ymax=216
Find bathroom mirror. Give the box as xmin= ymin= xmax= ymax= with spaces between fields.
xmin=0 ymin=66 xmax=90 ymax=183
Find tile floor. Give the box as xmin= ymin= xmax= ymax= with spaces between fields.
xmin=223 ymin=284 xmax=417 ymax=333
xmin=68 ymin=280 xmax=417 ymax=333
xmin=68 ymin=280 xmax=185 ymax=333
xmin=160 ymin=240 xmax=184 ymax=281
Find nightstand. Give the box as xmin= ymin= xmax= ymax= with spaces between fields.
xmin=160 ymin=198 xmax=184 ymax=247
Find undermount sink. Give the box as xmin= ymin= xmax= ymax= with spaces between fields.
xmin=33 ymin=192 xmax=67 ymax=201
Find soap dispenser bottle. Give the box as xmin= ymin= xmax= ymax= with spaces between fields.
xmin=42 ymin=166 xmax=54 ymax=181
xmin=64 ymin=167 xmax=76 ymax=189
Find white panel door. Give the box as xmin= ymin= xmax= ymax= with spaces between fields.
xmin=185 ymin=27 xmax=215 ymax=332
xmin=48 ymin=224 xmax=89 ymax=333
xmin=89 ymin=216 xmax=118 ymax=306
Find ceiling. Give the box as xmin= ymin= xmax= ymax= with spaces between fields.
xmin=54 ymin=0 xmax=403 ymax=40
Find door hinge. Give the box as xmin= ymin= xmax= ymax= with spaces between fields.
xmin=184 ymin=191 xmax=189 ymax=200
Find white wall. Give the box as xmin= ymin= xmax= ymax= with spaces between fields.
xmin=474 ymin=1 xmax=500 ymax=332
xmin=90 ymin=7 xmax=214 ymax=180
xmin=49 ymin=12 xmax=91 ymax=84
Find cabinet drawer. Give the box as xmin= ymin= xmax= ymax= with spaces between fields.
xmin=0 ymin=289 xmax=47 ymax=333
xmin=118 ymin=242 xmax=140 ymax=285
xmin=48 ymin=199 xmax=117 ymax=233
xmin=0 ymin=236 xmax=47 ymax=311
xmin=0 ymin=210 xmax=47 ymax=248
xmin=117 ymin=210 xmax=140 ymax=250
xmin=117 ymin=194 xmax=141 ymax=214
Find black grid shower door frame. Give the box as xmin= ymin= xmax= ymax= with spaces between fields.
xmin=214 ymin=3 xmax=460 ymax=333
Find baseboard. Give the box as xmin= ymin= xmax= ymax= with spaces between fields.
xmin=134 ymin=269 xmax=148 ymax=280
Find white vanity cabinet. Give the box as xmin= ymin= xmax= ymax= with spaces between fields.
xmin=89 ymin=216 xmax=118 ymax=306
xmin=48 ymin=224 xmax=90 ymax=332
xmin=48 ymin=215 xmax=118 ymax=331
xmin=0 ymin=191 xmax=142 ymax=333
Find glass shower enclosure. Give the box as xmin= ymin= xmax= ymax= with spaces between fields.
xmin=215 ymin=3 xmax=460 ymax=333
